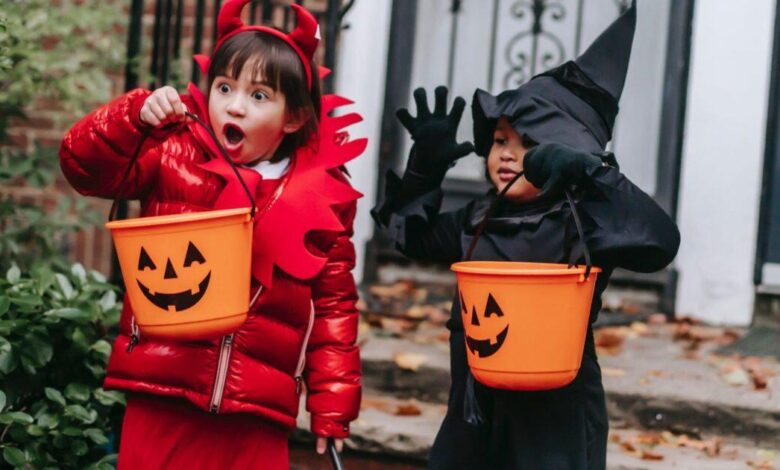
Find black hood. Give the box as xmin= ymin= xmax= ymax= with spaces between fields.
xmin=473 ymin=1 xmax=636 ymax=156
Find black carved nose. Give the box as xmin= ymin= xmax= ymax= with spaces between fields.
xmin=470 ymin=306 xmax=481 ymax=326
xmin=164 ymin=259 xmax=178 ymax=279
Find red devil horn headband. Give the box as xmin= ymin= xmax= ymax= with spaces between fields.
xmin=204 ymin=0 xmax=319 ymax=89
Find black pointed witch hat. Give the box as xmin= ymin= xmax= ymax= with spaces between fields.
xmin=473 ymin=1 xmax=637 ymax=156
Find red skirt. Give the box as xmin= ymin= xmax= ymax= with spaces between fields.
xmin=118 ymin=394 xmax=289 ymax=469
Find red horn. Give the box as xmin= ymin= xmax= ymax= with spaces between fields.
xmin=217 ymin=0 xmax=249 ymax=40
xmin=288 ymin=3 xmax=320 ymax=61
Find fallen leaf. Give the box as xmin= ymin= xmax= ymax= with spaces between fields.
xmin=602 ymin=367 xmax=627 ymax=377
xmin=639 ymin=450 xmax=664 ymax=461
xmin=648 ymin=313 xmax=667 ymax=325
xmin=394 ymin=404 xmax=422 ymax=416
xmin=722 ymin=368 xmax=751 ymax=387
xmin=394 ymin=352 xmax=428 ymax=371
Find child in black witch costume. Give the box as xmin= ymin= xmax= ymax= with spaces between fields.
xmin=372 ymin=4 xmax=679 ymax=469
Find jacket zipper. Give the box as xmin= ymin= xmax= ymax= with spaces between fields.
xmin=126 ymin=316 xmax=140 ymax=353
xmin=208 ymin=286 xmax=262 ymax=412
xmin=294 ymin=303 xmax=316 ymax=395
xmin=209 ymin=334 xmax=234 ymax=413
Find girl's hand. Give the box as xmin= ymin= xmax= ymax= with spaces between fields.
xmin=316 ymin=437 xmax=343 ymax=455
xmin=139 ymin=86 xmax=188 ymax=128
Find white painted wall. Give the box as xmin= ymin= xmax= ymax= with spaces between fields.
xmin=334 ymin=0 xmax=393 ymax=283
xmin=676 ymin=0 xmax=776 ymax=325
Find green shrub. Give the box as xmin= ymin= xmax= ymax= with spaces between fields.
xmin=0 ymin=263 xmax=123 ymax=469
xmin=0 ymin=1 xmax=128 ymax=467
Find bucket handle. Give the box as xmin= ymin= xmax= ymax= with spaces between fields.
xmin=464 ymin=171 xmax=593 ymax=280
xmin=109 ymin=111 xmax=258 ymax=221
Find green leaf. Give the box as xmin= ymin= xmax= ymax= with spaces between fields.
xmin=62 ymin=426 xmax=83 ymax=437
xmin=26 ymin=424 xmax=44 ymax=436
xmin=0 ymin=411 xmax=34 ymax=424
xmin=98 ymin=290 xmax=116 ymax=312
xmin=83 ymin=427 xmax=108 ymax=445
xmin=54 ymin=273 xmax=74 ymax=300
xmin=70 ymin=263 xmax=87 ymax=284
xmin=89 ymin=339 xmax=112 ymax=357
xmin=6 ymin=265 xmax=21 ymax=284
xmin=0 ymin=339 xmax=17 ymax=374
xmin=63 ymin=383 xmax=90 ymax=403
xmin=0 ymin=296 xmax=9 ymax=315
xmin=3 ymin=447 xmax=26 ymax=466
xmin=45 ymin=307 xmax=90 ymax=321
xmin=64 ymin=404 xmax=96 ymax=424
xmin=44 ymin=387 xmax=66 ymax=407
xmin=72 ymin=439 xmax=88 ymax=456
xmin=0 ymin=390 xmax=6 ymax=412
xmin=93 ymin=388 xmax=125 ymax=406
xmin=9 ymin=295 xmax=43 ymax=308
xmin=37 ymin=413 xmax=59 ymax=429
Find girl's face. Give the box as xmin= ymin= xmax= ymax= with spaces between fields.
xmin=486 ymin=116 xmax=540 ymax=203
xmin=208 ymin=60 xmax=302 ymax=165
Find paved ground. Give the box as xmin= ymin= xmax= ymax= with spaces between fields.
xmin=291 ymin=319 xmax=780 ymax=468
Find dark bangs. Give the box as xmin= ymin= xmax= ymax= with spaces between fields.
xmin=208 ymin=31 xmax=322 ymax=158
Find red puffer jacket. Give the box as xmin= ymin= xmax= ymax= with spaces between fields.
xmin=59 ymin=88 xmax=361 ymax=438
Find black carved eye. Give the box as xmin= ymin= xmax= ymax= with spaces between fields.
xmin=484 ymin=293 xmax=504 ymax=318
xmin=460 ymin=291 xmax=468 ymax=315
xmin=183 ymin=242 xmax=206 ymax=267
xmin=138 ymin=247 xmax=156 ymax=271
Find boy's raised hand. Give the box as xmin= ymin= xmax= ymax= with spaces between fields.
xmin=523 ymin=142 xmax=605 ymax=197
xmin=396 ymin=86 xmax=474 ymax=181
xmin=139 ymin=86 xmax=188 ymax=128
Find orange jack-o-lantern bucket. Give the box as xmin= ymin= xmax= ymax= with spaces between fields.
xmin=452 ymin=261 xmax=600 ymax=391
xmin=105 ymin=113 xmax=265 ymax=340
xmin=453 ymin=171 xmax=600 ymax=391
xmin=106 ymin=207 xmax=253 ymax=340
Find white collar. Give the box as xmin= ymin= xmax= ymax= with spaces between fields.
xmin=249 ymin=157 xmax=290 ymax=180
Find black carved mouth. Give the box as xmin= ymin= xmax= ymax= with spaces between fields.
xmin=137 ymin=272 xmax=211 ymax=312
xmin=466 ymin=326 xmax=509 ymax=358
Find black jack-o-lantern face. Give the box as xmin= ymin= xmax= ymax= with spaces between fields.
xmin=136 ymin=242 xmax=211 ymax=312
xmin=461 ymin=291 xmax=509 ymax=358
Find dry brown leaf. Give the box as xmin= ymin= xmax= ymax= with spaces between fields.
xmin=722 ymin=368 xmax=751 ymax=387
xmin=369 ymin=281 xmax=415 ymax=299
xmin=602 ymin=367 xmax=627 ymax=377
xmin=380 ymin=317 xmax=420 ymax=335
xmin=394 ymin=404 xmax=422 ymax=416
xmin=648 ymin=313 xmax=668 ymax=325
xmin=747 ymin=460 xmax=776 ymax=470
xmin=639 ymin=450 xmax=664 ymax=461
xmin=394 ymin=352 xmax=428 ymax=371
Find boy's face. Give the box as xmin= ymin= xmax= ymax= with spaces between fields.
xmin=486 ymin=116 xmax=540 ymax=202
xmin=208 ymin=60 xmax=302 ymax=165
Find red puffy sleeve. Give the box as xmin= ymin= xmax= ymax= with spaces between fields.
xmin=305 ymin=199 xmax=362 ymax=439
xmin=59 ymin=88 xmax=165 ymax=199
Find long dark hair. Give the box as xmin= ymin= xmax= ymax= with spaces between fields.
xmin=208 ymin=31 xmax=322 ymax=160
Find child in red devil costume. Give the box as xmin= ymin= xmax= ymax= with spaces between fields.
xmin=59 ymin=2 xmax=365 ymax=467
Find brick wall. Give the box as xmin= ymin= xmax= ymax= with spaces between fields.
xmin=4 ymin=0 xmax=331 ymax=276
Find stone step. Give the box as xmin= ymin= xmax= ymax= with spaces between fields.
xmin=358 ymin=325 xmax=780 ymax=449
xmin=292 ymin=391 xmax=779 ymax=470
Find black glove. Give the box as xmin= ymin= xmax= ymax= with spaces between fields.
xmin=396 ymin=86 xmax=475 ymax=183
xmin=523 ymin=142 xmax=604 ymax=197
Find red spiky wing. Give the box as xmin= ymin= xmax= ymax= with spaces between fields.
xmin=250 ymin=94 xmax=366 ymax=286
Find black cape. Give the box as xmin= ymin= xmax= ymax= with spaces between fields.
xmin=372 ymin=164 xmax=680 ymax=469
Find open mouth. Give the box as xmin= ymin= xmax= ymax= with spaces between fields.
xmin=137 ymin=272 xmax=211 ymax=312
xmin=466 ymin=326 xmax=509 ymax=358
xmin=223 ymin=123 xmax=245 ymax=146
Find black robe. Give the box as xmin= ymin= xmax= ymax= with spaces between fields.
xmin=372 ymin=164 xmax=680 ymax=470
